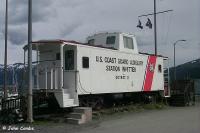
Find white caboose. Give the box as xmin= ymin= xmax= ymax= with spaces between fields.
xmin=24 ymin=32 xmax=170 ymax=108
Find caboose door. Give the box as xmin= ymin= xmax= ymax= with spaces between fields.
xmin=63 ymin=46 xmax=77 ymax=89
xmin=62 ymin=45 xmax=79 ymax=105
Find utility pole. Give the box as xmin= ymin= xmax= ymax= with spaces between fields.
xmin=173 ymin=40 xmax=186 ymax=81
xmin=27 ymin=0 xmax=33 ymax=123
xmin=154 ymin=0 xmax=157 ymax=55
xmin=174 ymin=43 xmax=176 ymax=80
xmin=3 ymin=0 xmax=8 ymax=99
xmin=137 ymin=0 xmax=173 ymax=56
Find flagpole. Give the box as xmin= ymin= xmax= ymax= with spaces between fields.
xmin=154 ymin=0 xmax=157 ymax=55
xmin=27 ymin=0 xmax=33 ymax=123
xmin=3 ymin=0 xmax=8 ymax=99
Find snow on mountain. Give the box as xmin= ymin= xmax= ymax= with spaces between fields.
xmin=9 ymin=63 xmax=24 ymax=69
xmin=0 ymin=63 xmax=24 ymax=70
xmin=0 ymin=63 xmax=24 ymax=86
xmin=0 ymin=64 xmax=4 ymax=69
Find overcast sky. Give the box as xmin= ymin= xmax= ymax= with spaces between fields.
xmin=0 ymin=0 xmax=200 ymax=66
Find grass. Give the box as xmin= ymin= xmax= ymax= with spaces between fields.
xmin=93 ymin=103 xmax=167 ymax=120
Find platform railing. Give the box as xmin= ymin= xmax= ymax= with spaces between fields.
xmin=0 ymin=96 xmax=25 ymax=112
xmin=33 ymin=60 xmax=62 ymax=90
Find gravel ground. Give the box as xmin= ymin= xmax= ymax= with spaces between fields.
xmin=1 ymin=103 xmax=200 ymax=133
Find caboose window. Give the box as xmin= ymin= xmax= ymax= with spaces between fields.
xmin=123 ymin=36 xmax=134 ymax=49
xmin=82 ymin=57 xmax=89 ymax=68
xmin=88 ymin=39 xmax=95 ymax=45
xmin=158 ymin=64 xmax=162 ymax=73
xmin=56 ymin=53 xmax=60 ymax=60
xmin=106 ymin=36 xmax=116 ymax=45
xmin=65 ymin=50 xmax=74 ymax=70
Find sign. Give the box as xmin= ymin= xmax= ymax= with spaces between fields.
xmin=96 ymin=56 xmax=144 ymax=80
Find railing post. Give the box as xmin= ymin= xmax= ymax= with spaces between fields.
xmin=36 ymin=45 xmax=39 ymax=89
xmin=45 ymin=67 xmax=48 ymax=89
xmin=60 ymin=45 xmax=64 ymax=90
xmin=51 ymin=68 xmax=53 ymax=89
xmin=53 ymin=68 xmax=57 ymax=89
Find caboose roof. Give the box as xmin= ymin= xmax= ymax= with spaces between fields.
xmin=23 ymin=39 xmax=117 ymax=51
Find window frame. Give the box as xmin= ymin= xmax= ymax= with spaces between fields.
xmin=158 ymin=64 xmax=162 ymax=73
xmin=123 ymin=36 xmax=134 ymax=49
xmin=106 ymin=36 xmax=116 ymax=45
xmin=56 ymin=53 xmax=61 ymax=60
xmin=82 ymin=56 xmax=89 ymax=69
xmin=88 ymin=39 xmax=95 ymax=45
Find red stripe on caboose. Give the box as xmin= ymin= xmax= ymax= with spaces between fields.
xmin=143 ymin=56 xmax=157 ymax=92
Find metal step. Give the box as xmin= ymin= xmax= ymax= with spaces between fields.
xmin=63 ymin=93 xmax=71 ymax=99
xmin=63 ymin=99 xmax=75 ymax=106
xmin=54 ymin=91 xmax=78 ymax=107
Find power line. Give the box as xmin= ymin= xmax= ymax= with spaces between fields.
xmin=138 ymin=9 xmax=173 ymax=18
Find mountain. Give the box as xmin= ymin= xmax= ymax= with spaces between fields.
xmin=0 ymin=63 xmax=24 ymax=90
xmin=169 ymin=58 xmax=200 ymax=81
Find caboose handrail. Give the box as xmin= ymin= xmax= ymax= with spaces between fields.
xmin=34 ymin=65 xmax=62 ymax=90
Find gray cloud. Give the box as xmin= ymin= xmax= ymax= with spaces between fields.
xmin=60 ymin=22 xmax=83 ymax=37
xmin=0 ymin=0 xmax=55 ymax=46
xmin=57 ymin=0 xmax=94 ymax=8
xmin=0 ymin=32 xmax=3 ymax=42
xmin=9 ymin=0 xmax=55 ymax=25
xmin=8 ymin=26 xmax=27 ymax=45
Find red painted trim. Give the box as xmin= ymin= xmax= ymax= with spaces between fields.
xmin=143 ymin=56 xmax=157 ymax=91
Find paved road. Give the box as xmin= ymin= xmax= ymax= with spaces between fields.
xmin=73 ymin=104 xmax=200 ymax=133
xmin=1 ymin=104 xmax=200 ymax=133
